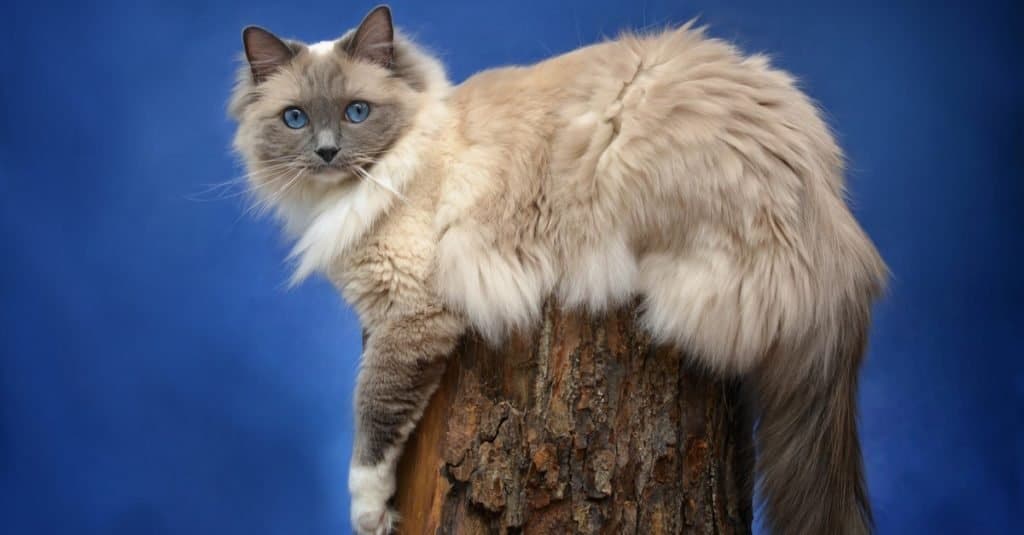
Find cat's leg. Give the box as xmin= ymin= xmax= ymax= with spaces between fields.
xmin=637 ymin=250 xmax=794 ymax=375
xmin=349 ymin=308 xmax=463 ymax=535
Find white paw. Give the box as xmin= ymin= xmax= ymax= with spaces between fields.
xmin=351 ymin=500 xmax=398 ymax=535
xmin=349 ymin=463 xmax=397 ymax=535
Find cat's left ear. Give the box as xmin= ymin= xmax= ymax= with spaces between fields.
xmin=242 ymin=26 xmax=295 ymax=83
xmin=346 ymin=5 xmax=394 ymax=68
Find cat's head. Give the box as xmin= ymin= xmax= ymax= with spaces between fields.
xmin=229 ymin=6 xmax=446 ymax=215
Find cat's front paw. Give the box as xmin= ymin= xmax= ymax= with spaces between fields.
xmin=351 ymin=500 xmax=398 ymax=535
xmin=349 ymin=463 xmax=398 ymax=535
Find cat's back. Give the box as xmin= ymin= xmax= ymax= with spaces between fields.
xmin=438 ymin=23 xmax=843 ymax=256
xmin=447 ymin=23 xmax=831 ymax=181
xmin=434 ymin=23 xmax=882 ymax=350
xmin=446 ymin=31 xmax=704 ymax=144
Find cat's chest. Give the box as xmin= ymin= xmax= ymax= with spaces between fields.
xmin=329 ymin=204 xmax=441 ymax=320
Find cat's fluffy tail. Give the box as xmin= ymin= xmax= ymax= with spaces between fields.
xmin=752 ymin=307 xmax=874 ymax=535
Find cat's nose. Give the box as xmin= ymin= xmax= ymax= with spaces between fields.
xmin=315 ymin=146 xmax=339 ymax=163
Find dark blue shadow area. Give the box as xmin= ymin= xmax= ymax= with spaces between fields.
xmin=1 ymin=1 xmax=1020 ymax=533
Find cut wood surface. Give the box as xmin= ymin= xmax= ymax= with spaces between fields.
xmin=394 ymin=302 xmax=753 ymax=534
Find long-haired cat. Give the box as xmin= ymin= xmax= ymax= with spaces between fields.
xmin=229 ymin=6 xmax=886 ymax=534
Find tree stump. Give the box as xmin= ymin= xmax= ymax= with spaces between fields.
xmin=393 ymin=302 xmax=754 ymax=534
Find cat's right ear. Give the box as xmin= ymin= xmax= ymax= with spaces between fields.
xmin=242 ymin=26 xmax=294 ymax=84
xmin=346 ymin=5 xmax=394 ymax=68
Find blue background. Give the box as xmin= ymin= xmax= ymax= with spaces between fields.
xmin=2 ymin=1 xmax=1020 ymax=533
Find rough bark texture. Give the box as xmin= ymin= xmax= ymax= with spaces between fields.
xmin=394 ymin=301 xmax=754 ymax=534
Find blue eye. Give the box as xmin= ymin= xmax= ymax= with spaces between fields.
xmin=345 ymin=101 xmax=371 ymax=123
xmin=282 ymin=107 xmax=308 ymax=129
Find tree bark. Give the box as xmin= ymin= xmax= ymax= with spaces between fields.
xmin=394 ymin=301 xmax=754 ymax=534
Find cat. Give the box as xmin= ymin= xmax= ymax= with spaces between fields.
xmin=229 ymin=6 xmax=887 ymax=534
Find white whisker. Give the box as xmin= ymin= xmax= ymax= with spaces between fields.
xmin=351 ymin=165 xmax=408 ymax=204
xmin=186 ymin=162 xmax=298 ymax=202
xmin=251 ymin=167 xmax=305 ymax=217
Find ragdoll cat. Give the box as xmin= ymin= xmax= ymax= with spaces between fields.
xmin=229 ymin=6 xmax=886 ymax=534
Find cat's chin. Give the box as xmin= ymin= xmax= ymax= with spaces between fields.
xmin=307 ymin=169 xmax=356 ymax=187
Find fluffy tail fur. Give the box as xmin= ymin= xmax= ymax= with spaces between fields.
xmin=752 ymin=303 xmax=874 ymax=535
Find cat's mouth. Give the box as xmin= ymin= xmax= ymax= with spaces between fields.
xmin=306 ymin=167 xmax=356 ymax=185
xmin=303 ymin=161 xmax=370 ymax=186
xmin=305 ymin=159 xmax=373 ymax=186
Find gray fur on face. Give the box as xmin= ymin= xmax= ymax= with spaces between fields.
xmin=231 ymin=21 xmax=421 ymax=186
xmin=248 ymin=54 xmax=412 ymax=176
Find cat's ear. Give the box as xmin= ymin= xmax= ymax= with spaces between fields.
xmin=242 ymin=26 xmax=295 ymax=83
xmin=346 ymin=5 xmax=394 ymax=68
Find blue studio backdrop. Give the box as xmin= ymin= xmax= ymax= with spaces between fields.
xmin=1 ymin=1 xmax=1020 ymax=533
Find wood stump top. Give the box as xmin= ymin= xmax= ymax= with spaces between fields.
xmin=394 ymin=303 xmax=753 ymax=534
